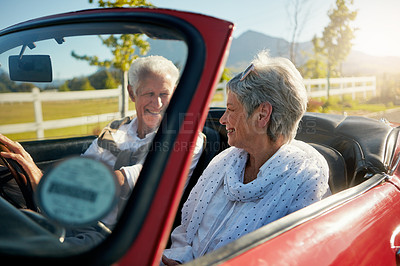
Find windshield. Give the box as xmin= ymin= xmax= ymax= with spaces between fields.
xmin=0 ymin=15 xmax=190 ymax=258
xmin=0 ymin=23 xmax=187 ymax=141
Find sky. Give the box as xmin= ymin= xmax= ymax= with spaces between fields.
xmin=1 ymin=0 xmax=400 ymax=57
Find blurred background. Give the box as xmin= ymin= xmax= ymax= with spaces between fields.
xmin=1 ymin=0 xmax=399 ymax=140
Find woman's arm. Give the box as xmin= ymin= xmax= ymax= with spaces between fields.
xmin=162 ymin=222 xmax=194 ymax=264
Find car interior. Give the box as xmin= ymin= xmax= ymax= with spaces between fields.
xmin=0 ymin=93 xmax=399 ymax=264
xmin=202 ymin=108 xmax=398 ymax=193
xmin=0 ymin=9 xmax=399 ymax=263
xmin=2 ymin=106 xmax=398 ymax=229
xmin=2 ymin=107 xmax=397 ymax=199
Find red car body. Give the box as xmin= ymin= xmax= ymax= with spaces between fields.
xmin=0 ymin=7 xmax=400 ymax=266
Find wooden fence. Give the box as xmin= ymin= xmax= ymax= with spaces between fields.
xmin=212 ymin=76 xmax=376 ymax=107
xmin=0 ymin=76 xmax=376 ymax=138
xmin=303 ymin=76 xmax=376 ymax=99
xmin=0 ymin=86 xmax=135 ymax=139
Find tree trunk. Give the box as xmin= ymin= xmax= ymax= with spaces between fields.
xmin=121 ymin=70 xmax=129 ymax=118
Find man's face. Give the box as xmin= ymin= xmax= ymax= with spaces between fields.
xmin=133 ymin=72 xmax=175 ymax=138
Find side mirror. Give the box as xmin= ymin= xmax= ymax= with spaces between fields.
xmin=9 ymin=55 xmax=52 ymax=82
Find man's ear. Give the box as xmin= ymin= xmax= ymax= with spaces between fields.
xmin=257 ymin=102 xmax=272 ymax=128
xmin=127 ymin=84 xmax=135 ymax=102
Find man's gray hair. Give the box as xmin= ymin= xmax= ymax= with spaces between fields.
xmin=226 ymin=50 xmax=308 ymax=143
xmin=128 ymin=55 xmax=180 ymax=96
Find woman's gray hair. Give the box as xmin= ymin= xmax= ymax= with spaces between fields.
xmin=226 ymin=50 xmax=308 ymax=143
xmin=128 ymin=55 xmax=180 ymax=96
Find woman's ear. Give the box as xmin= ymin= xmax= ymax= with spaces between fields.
xmin=127 ymin=84 xmax=135 ymax=102
xmin=257 ymin=102 xmax=272 ymax=128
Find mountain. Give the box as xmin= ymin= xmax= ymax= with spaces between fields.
xmin=226 ymin=30 xmax=312 ymax=72
xmin=226 ymin=30 xmax=400 ymax=76
xmin=148 ymin=29 xmax=400 ymax=76
xmin=146 ymin=39 xmax=187 ymax=69
xmin=146 ymin=30 xmax=313 ymax=73
xmin=342 ymin=50 xmax=400 ymax=75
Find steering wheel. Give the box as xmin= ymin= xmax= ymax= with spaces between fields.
xmin=0 ymin=143 xmax=36 ymax=211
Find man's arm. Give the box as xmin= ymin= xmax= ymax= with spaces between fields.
xmin=81 ymin=138 xmax=116 ymax=168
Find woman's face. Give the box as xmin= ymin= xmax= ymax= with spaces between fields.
xmin=219 ymin=91 xmax=259 ymax=149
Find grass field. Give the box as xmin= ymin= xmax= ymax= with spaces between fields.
xmin=0 ymin=98 xmax=135 ymax=140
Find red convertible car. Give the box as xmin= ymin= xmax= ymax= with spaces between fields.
xmin=0 ymin=7 xmax=400 ymax=266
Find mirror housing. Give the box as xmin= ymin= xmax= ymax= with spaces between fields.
xmin=9 ymin=55 xmax=52 ymax=82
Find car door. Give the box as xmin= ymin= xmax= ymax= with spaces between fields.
xmin=0 ymin=8 xmax=233 ymax=265
xmin=187 ymin=113 xmax=400 ymax=265
xmin=188 ymin=174 xmax=400 ymax=265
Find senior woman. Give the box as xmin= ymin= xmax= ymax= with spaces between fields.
xmin=162 ymin=50 xmax=331 ymax=265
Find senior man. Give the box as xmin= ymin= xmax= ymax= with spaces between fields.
xmin=0 ymin=55 xmax=204 ymax=244
xmin=82 ymin=55 xmax=204 ymax=228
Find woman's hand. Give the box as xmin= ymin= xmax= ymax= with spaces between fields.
xmin=162 ymin=255 xmax=181 ymax=265
xmin=0 ymin=133 xmax=42 ymax=191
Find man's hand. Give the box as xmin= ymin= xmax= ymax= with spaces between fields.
xmin=114 ymin=169 xmax=130 ymax=199
xmin=0 ymin=133 xmax=42 ymax=191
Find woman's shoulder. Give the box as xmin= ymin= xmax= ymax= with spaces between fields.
xmin=283 ymin=140 xmax=327 ymax=166
xmin=216 ymin=146 xmax=244 ymax=158
xmin=206 ymin=146 xmax=244 ymax=167
xmin=287 ymin=139 xmax=319 ymax=154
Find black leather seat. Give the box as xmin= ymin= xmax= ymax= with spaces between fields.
xmin=296 ymin=113 xmax=393 ymax=187
xmin=310 ymin=143 xmax=347 ymax=194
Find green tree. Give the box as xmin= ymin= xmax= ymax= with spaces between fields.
xmin=0 ymin=72 xmax=15 ymax=92
xmin=299 ymin=36 xmax=327 ymax=78
xmin=15 ymin=83 xmax=35 ymax=92
xmin=323 ymin=0 xmax=357 ymax=77
xmin=219 ymin=68 xmax=232 ymax=83
xmin=89 ymin=69 xmax=119 ymax=90
xmin=68 ymin=77 xmax=95 ymax=91
xmin=302 ymin=0 xmax=357 ymax=97
xmin=0 ymin=72 xmax=36 ymax=92
xmin=72 ymin=0 xmax=153 ymax=116
xmin=0 ymin=83 xmax=9 ymax=93
xmin=59 ymin=82 xmax=70 ymax=92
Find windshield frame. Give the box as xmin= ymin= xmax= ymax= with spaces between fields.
xmin=0 ymin=8 xmax=206 ymax=265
